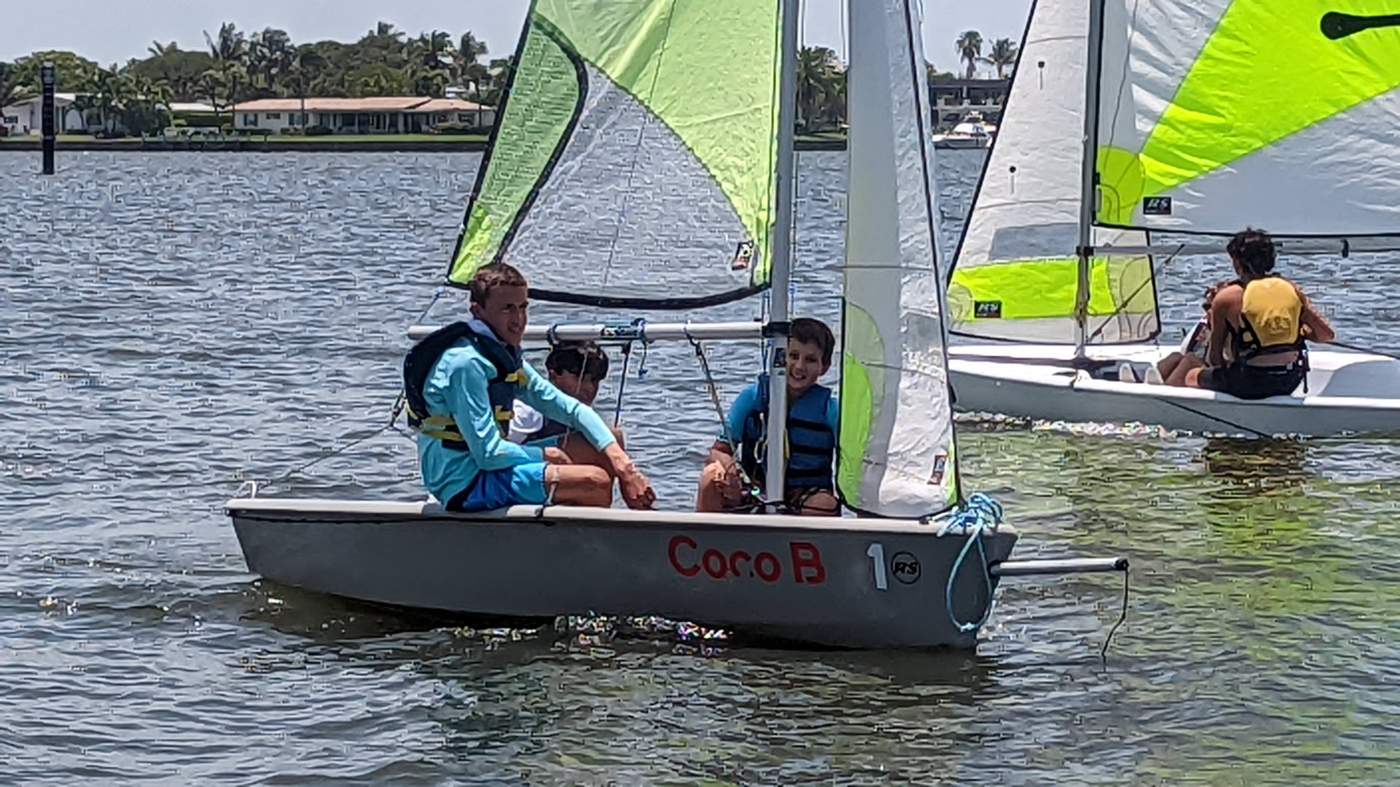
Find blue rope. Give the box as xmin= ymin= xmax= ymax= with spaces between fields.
xmin=940 ymin=493 xmax=1004 ymax=634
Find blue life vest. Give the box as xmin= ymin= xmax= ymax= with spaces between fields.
xmin=403 ymin=321 xmax=524 ymax=451
xmin=739 ymin=378 xmax=835 ymax=492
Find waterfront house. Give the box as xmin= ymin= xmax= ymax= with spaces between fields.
xmin=231 ymin=96 xmax=495 ymax=135
xmin=1 ymin=92 xmax=86 ymax=135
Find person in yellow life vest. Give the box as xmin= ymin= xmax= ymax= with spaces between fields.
xmin=1167 ymin=228 xmax=1335 ymax=399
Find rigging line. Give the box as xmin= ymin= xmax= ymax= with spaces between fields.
xmin=1320 ymin=340 xmax=1400 ymax=362
xmin=613 ymin=340 xmax=634 ymax=427
xmin=1154 ymin=396 xmax=1271 ymax=439
xmin=688 ymin=329 xmax=741 ymax=451
xmin=598 ymin=0 xmax=681 ymax=292
xmin=687 ymin=327 xmax=764 ymax=504
xmin=254 ymin=285 xmax=448 ymax=492
xmin=1099 ymin=566 xmax=1130 ymax=661
xmin=1082 ymin=242 xmax=1184 ymax=345
xmin=258 ymin=406 xmax=404 ymax=491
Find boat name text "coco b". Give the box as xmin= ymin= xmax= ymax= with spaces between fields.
xmin=667 ymin=535 xmax=827 ymax=585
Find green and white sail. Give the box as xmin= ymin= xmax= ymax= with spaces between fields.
xmin=1096 ymin=0 xmax=1400 ymax=240
xmin=448 ymin=0 xmax=785 ymax=308
xmin=839 ymin=0 xmax=959 ymax=516
xmin=948 ymin=0 xmax=1159 ymax=344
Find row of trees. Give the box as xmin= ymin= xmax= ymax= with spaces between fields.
xmin=793 ymin=32 xmax=1018 ymax=133
xmin=1 ymin=23 xmax=1018 ymax=137
xmin=0 ymin=21 xmax=507 ymax=135
xmin=955 ymin=32 xmax=1019 ymax=80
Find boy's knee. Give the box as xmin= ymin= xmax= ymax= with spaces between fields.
xmin=584 ymin=466 xmax=611 ymax=491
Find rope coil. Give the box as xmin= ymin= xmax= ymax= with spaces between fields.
xmin=939 ymin=493 xmax=1004 ymax=634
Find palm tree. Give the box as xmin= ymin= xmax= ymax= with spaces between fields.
xmin=0 ymin=61 xmax=31 ymax=109
xmin=983 ymin=38 xmax=1018 ymax=79
xmin=249 ymin=28 xmax=294 ymax=93
xmin=955 ymin=30 xmax=983 ymax=79
xmin=373 ymin=21 xmax=404 ymax=42
xmin=204 ymin=23 xmax=247 ymax=64
xmin=290 ymin=48 xmax=325 ymax=130
xmin=480 ymin=56 xmax=515 ymax=105
xmin=148 ymin=41 xmax=180 ymax=59
xmin=91 ymin=65 xmax=135 ymax=133
xmin=457 ymin=31 xmax=488 ymax=70
xmin=203 ymin=60 xmax=247 ymax=128
xmin=406 ymin=30 xmax=455 ymax=96
xmin=796 ymin=46 xmax=841 ymax=132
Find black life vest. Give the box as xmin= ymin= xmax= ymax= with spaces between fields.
xmin=739 ymin=378 xmax=835 ymax=492
xmin=403 ymin=321 xmax=524 ymax=451
xmin=530 ymin=417 xmax=570 ymax=443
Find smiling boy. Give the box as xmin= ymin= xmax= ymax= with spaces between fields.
xmin=405 ymin=263 xmax=655 ymax=512
xmin=695 ymin=317 xmax=840 ymax=516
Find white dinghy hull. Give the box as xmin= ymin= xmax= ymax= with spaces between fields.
xmin=950 ymin=343 xmax=1400 ymax=437
xmin=228 ymin=499 xmax=1018 ymax=649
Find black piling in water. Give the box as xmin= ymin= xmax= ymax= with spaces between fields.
xmin=40 ymin=61 xmax=56 ymax=175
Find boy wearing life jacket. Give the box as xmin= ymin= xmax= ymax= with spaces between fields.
xmin=696 ymin=317 xmax=840 ymax=516
xmin=405 ymin=263 xmax=656 ymax=512
xmin=1167 ymin=228 xmax=1335 ymax=399
xmin=508 ymin=341 xmax=626 ymax=468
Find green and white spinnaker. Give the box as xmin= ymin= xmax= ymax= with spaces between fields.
xmin=1097 ymin=0 xmax=1400 ymax=235
xmin=448 ymin=0 xmax=785 ymax=309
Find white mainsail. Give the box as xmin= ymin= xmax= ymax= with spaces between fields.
xmin=947 ymin=0 xmax=1158 ymax=344
xmin=839 ymin=0 xmax=959 ymax=516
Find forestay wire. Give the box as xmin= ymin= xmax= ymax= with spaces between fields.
xmin=237 ymin=288 xmax=446 ymax=494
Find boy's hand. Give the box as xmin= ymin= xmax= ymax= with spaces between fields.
xmin=543 ymin=447 xmax=572 ymax=465
xmin=604 ymin=444 xmax=656 ymax=509
xmin=619 ymin=467 xmax=657 ymax=510
xmin=718 ymin=455 xmax=744 ymax=498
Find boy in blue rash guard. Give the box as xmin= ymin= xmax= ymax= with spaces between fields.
xmin=695 ymin=317 xmax=840 ymax=516
xmin=409 ymin=263 xmax=656 ymax=512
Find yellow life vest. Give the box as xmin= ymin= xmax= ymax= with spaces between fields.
xmin=1238 ymin=277 xmax=1303 ymax=358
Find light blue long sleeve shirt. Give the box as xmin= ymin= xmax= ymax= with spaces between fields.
xmin=417 ymin=329 xmax=616 ymax=504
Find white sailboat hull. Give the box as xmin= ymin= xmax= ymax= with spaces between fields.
xmin=228 ymin=499 xmax=1018 ymax=649
xmin=950 ymin=343 xmax=1400 ymax=437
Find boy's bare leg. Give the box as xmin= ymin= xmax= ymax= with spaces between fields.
xmin=558 ymin=427 xmax=626 ymax=478
xmin=1157 ymin=351 xmax=1185 ymax=380
xmin=696 ymin=461 xmax=729 ymax=512
xmin=787 ymin=489 xmax=840 ymax=516
xmin=544 ymin=464 xmax=613 ymax=507
xmin=1167 ymin=354 xmax=1205 ymax=386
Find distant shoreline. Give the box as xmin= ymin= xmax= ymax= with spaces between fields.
xmin=0 ymin=133 xmax=850 ymax=153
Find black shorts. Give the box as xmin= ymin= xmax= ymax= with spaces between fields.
xmin=1198 ymin=363 xmax=1304 ymax=400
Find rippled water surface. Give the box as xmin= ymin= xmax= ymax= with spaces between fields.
xmin=2 ymin=151 xmax=1399 ymax=784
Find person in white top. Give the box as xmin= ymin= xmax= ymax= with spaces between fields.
xmin=508 ymin=342 xmax=625 ymax=465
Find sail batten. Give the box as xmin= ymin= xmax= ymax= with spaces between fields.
xmin=448 ymin=0 xmax=784 ymax=309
